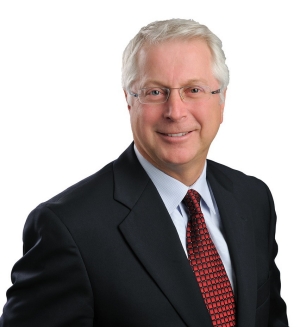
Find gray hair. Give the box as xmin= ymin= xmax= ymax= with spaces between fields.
xmin=122 ymin=19 xmax=229 ymax=101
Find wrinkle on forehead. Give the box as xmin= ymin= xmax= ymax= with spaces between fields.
xmin=135 ymin=39 xmax=215 ymax=90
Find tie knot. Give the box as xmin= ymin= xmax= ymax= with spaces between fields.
xmin=184 ymin=189 xmax=200 ymax=202
xmin=183 ymin=189 xmax=201 ymax=213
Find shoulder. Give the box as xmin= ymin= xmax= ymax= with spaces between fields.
xmin=207 ymin=159 xmax=272 ymax=202
xmin=207 ymin=159 xmax=266 ymax=185
xmin=25 ymin=144 xmax=141 ymax=235
xmin=36 ymin=161 xmax=115 ymax=212
xmin=24 ymin=160 xmax=122 ymax=234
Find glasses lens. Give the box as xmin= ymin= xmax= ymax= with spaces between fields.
xmin=137 ymin=85 xmax=213 ymax=104
xmin=139 ymin=87 xmax=168 ymax=104
xmin=182 ymin=85 xmax=211 ymax=101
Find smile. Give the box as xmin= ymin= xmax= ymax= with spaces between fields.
xmin=160 ymin=132 xmax=191 ymax=137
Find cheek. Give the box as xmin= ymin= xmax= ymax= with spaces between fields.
xmin=130 ymin=107 xmax=152 ymax=142
xmin=130 ymin=105 xmax=158 ymax=130
xmin=129 ymin=104 xmax=142 ymax=127
xmin=192 ymin=109 xmax=209 ymax=127
xmin=194 ymin=107 xmax=223 ymax=132
xmin=220 ymin=106 xmax=224 ymax=123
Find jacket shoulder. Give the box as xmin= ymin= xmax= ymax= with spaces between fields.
xmin=39 ymin=161 xmax=114 ymax=209
xmin=207 ymin=159 xmax=265 ymax=183
xmin=207 ymin=159 xmax=271 ymax=198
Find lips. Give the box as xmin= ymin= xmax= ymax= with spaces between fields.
xmin=159 ymin=131 xmax=191 ymax=137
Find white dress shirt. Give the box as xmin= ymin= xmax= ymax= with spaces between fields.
xmin=134 ymin=146 xmax=236 ymax=291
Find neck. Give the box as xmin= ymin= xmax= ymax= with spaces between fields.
xmin=134 ymin=144 xmax=207 ymax=186
xmin=156 ymin=161 xmax=206 ymax=186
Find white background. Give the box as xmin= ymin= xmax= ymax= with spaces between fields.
xmin=0 ymin=1 xmax=298 ymax=325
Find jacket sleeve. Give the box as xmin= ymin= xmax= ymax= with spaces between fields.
xmin=267 ymin=186 xmax=289 ymax=327
xmin=0 ymin=205 xmax=94 ymax=327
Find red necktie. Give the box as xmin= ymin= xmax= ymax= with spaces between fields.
xmin=183 ymin=189 xmax=236 ymax=327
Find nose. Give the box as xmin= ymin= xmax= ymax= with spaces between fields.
xmin=163 ymin=89 xmax=188 ymax=121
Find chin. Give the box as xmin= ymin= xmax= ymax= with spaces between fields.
xmin=159 ymin=153 xmax=200 ymax=168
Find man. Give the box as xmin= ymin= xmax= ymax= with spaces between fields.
xmin=0 ymin=19 xmax=288 ymax=326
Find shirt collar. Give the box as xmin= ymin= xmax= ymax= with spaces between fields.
xmin=134 ymin=145 xmax=216 ymax=215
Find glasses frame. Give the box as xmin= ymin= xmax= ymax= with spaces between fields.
xmin=129 ymin=86 xmax=221 ymax=104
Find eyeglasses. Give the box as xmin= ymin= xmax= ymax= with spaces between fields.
xmin=129 ymin=85 xmax=221 ymax=104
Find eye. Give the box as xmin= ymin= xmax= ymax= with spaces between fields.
xmin=184 ymin=85 xmax=206 ymax=98
xmin=145 ymin=88 xmax=165 ymax=96
xmin=151 ymin=90 xmax=161 ymax=96
xmin=143 ymin=88 xmax=167 ymax=98
xmin=189 ymin=86 xmax=204 ymax=93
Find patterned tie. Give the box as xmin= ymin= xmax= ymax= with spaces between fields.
xmin=183 ymin=189 xmax=236 ymax=327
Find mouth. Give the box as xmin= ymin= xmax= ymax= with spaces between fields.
xmin=159 ymin=131 xmax=191 ymax=137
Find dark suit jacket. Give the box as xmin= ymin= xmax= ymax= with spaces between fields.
xmin=0 ymin=144 xmax=288 ymax=326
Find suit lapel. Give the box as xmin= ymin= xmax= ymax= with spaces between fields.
xmin=207 ymin=161 xmax=257 ymax=327
xmin=113 ymin=145 xmax=212 ymax=327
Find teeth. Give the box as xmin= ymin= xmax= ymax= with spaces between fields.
xmin=166 ymin=132 xmax=188 ymax=137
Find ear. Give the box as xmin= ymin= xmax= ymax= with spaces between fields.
xmin=123 ymin=89 xmax=131 ymax=111
xmin=220 ymin=88 xmax=227 ymax=123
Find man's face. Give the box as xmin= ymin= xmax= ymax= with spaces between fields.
xmin=125 ymin=39 xmax=225 ymax=184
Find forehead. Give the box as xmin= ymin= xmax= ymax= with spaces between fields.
xmin=136 ymin=39 xmax=215 ymax=87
